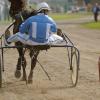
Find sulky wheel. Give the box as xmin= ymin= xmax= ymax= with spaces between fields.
xmin=70 ymin=48 xmax=79 ymax=87
xmin=0 ymin=55 xmax=2 ymax=88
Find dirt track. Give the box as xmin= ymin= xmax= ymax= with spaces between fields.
xmin=0 ymin=18 xmax=100 ymax=100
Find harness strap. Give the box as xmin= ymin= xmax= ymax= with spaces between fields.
xmin=19 ymin=12 xmax=24 ymax=21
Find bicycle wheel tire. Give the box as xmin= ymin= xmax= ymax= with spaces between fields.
xmin=0 ymin=56 xmax=2 ymax=88
xmin=71 ymin=52 xmax=79 ymax=87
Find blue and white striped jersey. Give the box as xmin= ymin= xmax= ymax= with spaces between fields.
xmin=19 ymin=13 xmax=57 ymax=43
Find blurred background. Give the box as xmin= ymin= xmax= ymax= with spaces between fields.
xmin=0 ymin=0 xmax=100 ymax=21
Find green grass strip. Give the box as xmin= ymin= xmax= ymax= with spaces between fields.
xmin=82 ymin=21 xmax=100 ymax=29
xmin=0 ymin=20 xmax=12 ymax=25
xmin=50 ymin=12 xmax=91 ymax=21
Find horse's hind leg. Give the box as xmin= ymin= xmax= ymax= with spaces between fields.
xmin=21 ymin=55 xmax=27 ymax=83
xmin=28 ymin=50 xmax=40 ymax=84
xmin=15 ymin=46 xmax=23 ymax=78
xmin=15 ymin=57 xmax=22 ymax=78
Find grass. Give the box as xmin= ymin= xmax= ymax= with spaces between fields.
xmin=50 ymin=12 xmax=92 ymax=21
xmin=82 ymin=21 xmax=100 ymax=29
xmin=0 ymin=20 xmax=12 ymax=25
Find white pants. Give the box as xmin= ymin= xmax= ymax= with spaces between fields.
xmin=7 ymin=32 xmax=63 ymax=45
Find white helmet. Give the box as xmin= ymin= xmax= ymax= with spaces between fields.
xmin=37 ymin=2 xmax=51 ymax=12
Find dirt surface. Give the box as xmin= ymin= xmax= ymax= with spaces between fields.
xmin=0 ymin=17 xmax=100 ymax=100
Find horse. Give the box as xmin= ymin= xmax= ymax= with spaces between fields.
xmin=7 ymin=0 xmax=63 ymax=83
xmin=8 ymin=0 xmax=40 ymax=83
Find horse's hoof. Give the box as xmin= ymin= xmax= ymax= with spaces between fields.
xmin=14 ymin=70 xmax=21 ymax=78
xmin=21 ymin=77 xmax=27 ymax=81
xmin=28 ymin=79 xmax=33 ymax=84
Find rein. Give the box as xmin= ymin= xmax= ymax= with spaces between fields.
xmin=0 ymin=22 xmax=15 ymax=39
xmin=5 ymin=22 xmax=15 ymax=32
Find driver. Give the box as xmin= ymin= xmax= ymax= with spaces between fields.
xmin=5 ymin=2 xmax=63 ymax=46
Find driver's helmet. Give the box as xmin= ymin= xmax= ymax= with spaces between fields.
xmin=37 ymin=2 xmax=51 ymax=12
